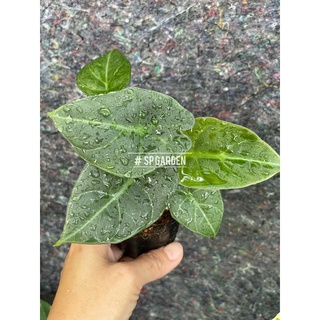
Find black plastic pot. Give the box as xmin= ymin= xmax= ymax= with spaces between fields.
xmin=118 ymin=210 xmax=179 ymax=259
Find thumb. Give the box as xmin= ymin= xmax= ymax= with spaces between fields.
xmin=129 ymin=242 xmax=183 ymax=286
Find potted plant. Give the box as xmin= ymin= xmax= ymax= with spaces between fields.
xmin=48 ymin=49 xmax=280 ymax=258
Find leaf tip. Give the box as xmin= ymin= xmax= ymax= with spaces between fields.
xmin=53 ymin=239 xmax=64 ymax=247
xmin=47 ymin=111 xmax=54 ymax=120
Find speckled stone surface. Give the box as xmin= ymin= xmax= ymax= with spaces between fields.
xmin=40 ymin=1 xmax=280 ymax=319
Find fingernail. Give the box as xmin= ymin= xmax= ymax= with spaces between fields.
xmin=163 ymin=242 xmax=182 ymax=261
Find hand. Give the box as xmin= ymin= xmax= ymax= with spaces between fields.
xmin=48 ymin=242 xmax=183 ymax=320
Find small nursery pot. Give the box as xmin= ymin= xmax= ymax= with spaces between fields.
xmin=118 ymin=210 xmax=179 ymax=259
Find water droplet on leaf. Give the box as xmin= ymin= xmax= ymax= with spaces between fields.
xmin=89 ymin=170 xmax=100 ymax=178
xmin=99 ymin=107 xmax=111 ymax=117
xmin=120 ymin=157 xmax=129 ymax=166
xmin=63 ymin=105 xmax=71 ymax=112
xmin=76 ymin=106 xmax=83 ymax=113
xmin=151 ymin=116 xmax=159 ymax=125
xmin=139 ymin=110 xmax=148 ymax=119
xmin=89 ymin=118 xmax=102 ymax=127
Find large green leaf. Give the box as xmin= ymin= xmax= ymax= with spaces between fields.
xmin=48 ymin=87 xmax=194 ymax=178
xmin=169 ymin=186 xmax=223 ymax=237
xmin=179 ymin=117 xmax=280 ymax=189
xmin=40 ymin=299 xmax=51 ymax=320
xmin=76 ymin=49 xmax=131 ymax=95
xmin=54 ymin=165 xmax=178 ymax=245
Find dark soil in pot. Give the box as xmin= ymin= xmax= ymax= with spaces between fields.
xmin=118 ymin=209 xmax=179 ymax=259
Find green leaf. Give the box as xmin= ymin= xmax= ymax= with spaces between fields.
xmin=169 ymin=186 xmax=223 ymax=237
xmin=55 ymin=165 xmax=178 ymax=245
xmin=76 ymin=49 xmax=131 ymax=95
xmin=48 ymin=87 xmax=194 ymax=178
xmin=179 ymin=117 xmax=280 ymax=189
xmin=40 ymin=299 xmax=51 ymax=320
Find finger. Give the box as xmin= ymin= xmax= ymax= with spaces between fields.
xmin=119 ymin=256 xmax=134 ymax=262
xmin=110 ymin=244 xmax=124 ymax=261
xmin=128 ymin=242 xmax=183 ymax=286
xmin=68 ymin=243 xmax=122 ymax=263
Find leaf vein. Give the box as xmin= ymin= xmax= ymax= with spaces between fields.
xmin=61 ymin=178 xmax=134 ymax=243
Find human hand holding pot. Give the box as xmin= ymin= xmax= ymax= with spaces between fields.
xmin=48 ymin=242 xmax=183 ymax=320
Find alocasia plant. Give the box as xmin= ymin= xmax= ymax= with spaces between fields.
xmin=48 ymin=49 xmax=280 ymax=247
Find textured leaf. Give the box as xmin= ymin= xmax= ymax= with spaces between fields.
xmin=76 ymin=49 xmax=131 ymax=95
xmin=48 ymin=87 xmax=194 ymax=178
xmin=40 ymin=299 xmax=51 ymax=320
xmin=169 ymin=186 xmax=223 ymax=237
xmin=55 ymin=165 xmax=178 ymax=245
xmin=179 ymin=117 xmax=280 ymax=189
